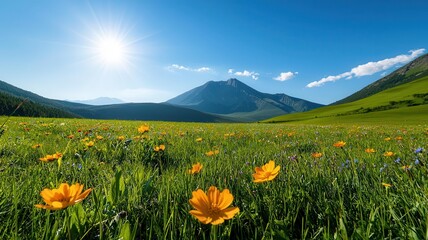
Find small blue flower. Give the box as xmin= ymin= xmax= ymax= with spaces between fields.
xmin=415 ymin=159 xmax=420 ymax=165
xmin=395 ymin=157 xmax=401 ymax=163
xmin=414 ymin=147 xmax=424 ymax=154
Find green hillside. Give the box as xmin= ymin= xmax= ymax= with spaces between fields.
xmin=263 ymin=76 xmax=428 ymax=124
xmin=334 ymin=53 xmax=428 ymax=105
xmin=0 ymin=91 xmax=79 ymax=118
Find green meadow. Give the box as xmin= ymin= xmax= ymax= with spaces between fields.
xmin=0 ymin=116 xmax=427 ymax=239
xmin=263 ymin=76 xmax=428 ymax=125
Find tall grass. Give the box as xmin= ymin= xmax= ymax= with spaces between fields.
xmin=0 ymin=116 xmax=427 ymax=239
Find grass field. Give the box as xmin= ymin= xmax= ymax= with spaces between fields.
xmin=0 ymin=116 xmax=427 ymax=239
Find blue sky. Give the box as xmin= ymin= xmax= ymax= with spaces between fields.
xmin=0 ymin=0 xmax=427 ymax=105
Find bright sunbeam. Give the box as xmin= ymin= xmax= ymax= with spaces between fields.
xmin=96 ymin=35 xmax=126 ymax=65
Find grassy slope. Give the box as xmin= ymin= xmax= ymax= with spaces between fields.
xmin=263 ymin=76 xmax=428 ymax=124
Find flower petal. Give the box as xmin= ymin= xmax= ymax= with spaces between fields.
xmin=271 ymin=165 xmax=281 ymax=175
xmin=189 ymin=189 xmax=210 ymax=213
xmin=207 ymin=186 xmax=219 ymax=205
xmin=189 ymin=210 xmax=212 ymax=224
xmin=218 ymin=189 xmax=233 ymax=210
xmin=75 ymin=188 xmax=92 ymax=204
xmin=52 ymin=201 xmax=69 ymax=209
xmin=221 ymin=206 xmax=240 ymax=219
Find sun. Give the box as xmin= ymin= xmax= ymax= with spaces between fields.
xmin=96 ymin=35 xmax=126 ymax=65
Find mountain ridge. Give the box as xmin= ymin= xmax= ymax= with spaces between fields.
xmin=0 ymin=80 xmax=230 ymax=122
xmin=167 ymin=78 xmax=324 ymax=121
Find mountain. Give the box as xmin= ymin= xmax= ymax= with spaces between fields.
xmin=0 ymin=91 xmax=78 ymax=118
xmin=334 ymin=53 xmax=428 ymax=105
xmin=166 ymin=78 xmax=324 ymax=121
xmin=263 ymin=75 xmax=428 ymax=124
xmin=71 ymin=97 xmax=124 ymax=105
xmin=0 ymin=80 xmax=230 ymax=122
xmin=78 ymin=103 xmax=232 ymax=122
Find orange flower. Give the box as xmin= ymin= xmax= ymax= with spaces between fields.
xmin=189 ymin=186 xmax=240 ymax=225
xmin=253 ymin=160 xmax=281 ymax=183
xmin=395 ymin=136 xmax=403 ymax=141
xmin=35 ymin=183 xmax=92 ymax=210
xmin=189 ymin=162 xmax=203 ymax=174
xmin=138 ymin=125 xmax=150 ymax=134
xmin=365 ymin=148 xmax=376 ymax=153
xmin=39 ymin=152 xmax=63 ymax=162
xmin=154 ymin=144 xmax=166 ymax=152
xmin=311 ymin=152 xmax=323 ymax=158
xmin=333 ymin=141 xmax=346 ymax=148
xmin=205 ymin=150 xmax=220 ymax=157
xmin=383 ymin=151 xmax=395 ymax=157
xmin=67 ymin=134 xmax=75 ymax=139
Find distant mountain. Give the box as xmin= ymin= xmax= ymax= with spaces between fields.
xmin=78 ymin=103 xmax=232 ymax=122
xmin=71 ymin=97 xmax=124 ymax=105
xmin=167 ymin=78 xmax=324 ymax=121
xmin=0 ymin=80 xmax=230 ymax=122
xmin=334 ymin=53 xmax=428 ymax=105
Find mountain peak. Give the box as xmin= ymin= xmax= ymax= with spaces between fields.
xmin=226 ymin=78 xmax=242 ymax=87
xmin=167 ymin=78 xmax=323 ymax=121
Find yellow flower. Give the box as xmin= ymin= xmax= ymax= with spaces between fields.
xmin=384 ymin=137 xmax=391 ymax=141
xmin=401 ymin=165 xmax=411 ymax=171
xmin=333 ymin=141 xmax=346 ymax=148
xmin=39 ymin=152 xmax=63 ymax=162
xmin=117 ymin=136 xmax=125 ymax=141
xmin=311 ymin=152 xmax=323 ymax=158
xmin=32 ymin=144 xmax=42 ymax=149
xmin=382 ymin=182 xmax=392 ymax=188
xmin=85 ymin=141 xmax=95 ymax=148
xmin=253 ymin=160 xmax=281 ymax=183
xmin=96 ymin=135 xmax=103 ymax=140
xmin=195 ymin=138 xmax=203 ymax=142
xmin=189 ymin=186 xmax=240 ymax=225
xmin=35 ymin=183 xmax=92 ymax=210
xmin=189 ymin=162 xmax=203 ymax=174
xmin=138 ymin=125 xmax=150 ymax=134
xmin=154 ymin=144 xmax=166 ymax=152
xmin=205 ymin=150 xmax=220 ymax=157
xmin=365 ymin=148 xmax=376 ymax=153
xmin=383 ymin=151 xmax=394 ymax=157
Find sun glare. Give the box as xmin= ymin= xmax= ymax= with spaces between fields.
xmin=96 ymin=36 xmax=126 ymax=65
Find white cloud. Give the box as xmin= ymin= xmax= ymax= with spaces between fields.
xmin=195 ymin=67 xmax=211 ymax=72
xmin=274 ymin=71 xmax=298 ymax=81
xmin=169 ymin=64 xmax=190 ymax=71
xmin=229 ymin=69 xmax=260 ymax=80
xmin=168 ymin=64 xmax=212 ymax=73
xmin=306 ymin=48 xmax=426 ymax=88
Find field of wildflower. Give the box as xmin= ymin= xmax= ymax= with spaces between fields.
xmin=0 ymin=116 xmax=427 ymax=239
